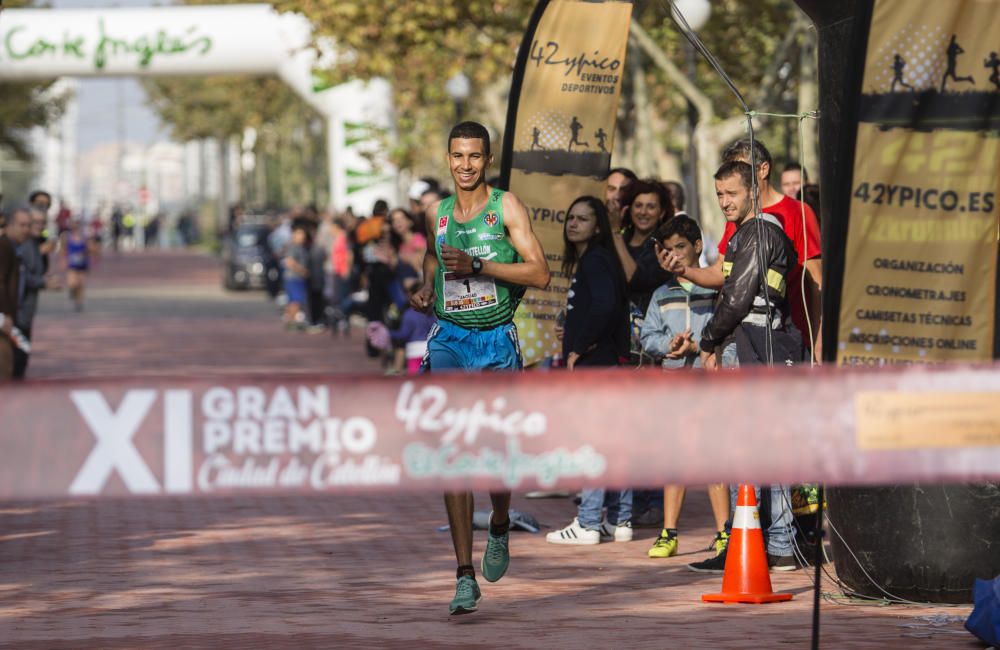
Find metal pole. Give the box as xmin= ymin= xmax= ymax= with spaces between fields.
xmin=685 ymin=40 xmax=700 ymax=223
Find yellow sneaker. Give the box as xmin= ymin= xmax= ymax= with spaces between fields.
xmin=648 ymin=529 xmax=678 ymax=558
xmin=711 ymin=530 xmax=730 ymax=556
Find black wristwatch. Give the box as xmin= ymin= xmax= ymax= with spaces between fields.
xmin=471 ymin=257 xmax=483 ymax=274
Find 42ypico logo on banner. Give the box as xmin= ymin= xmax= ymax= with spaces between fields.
xmin=52 ymin=380 xmax=607 ymax=497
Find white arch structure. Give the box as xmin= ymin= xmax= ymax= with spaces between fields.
xmin=0 ymin=4 xmax=396 ymax=212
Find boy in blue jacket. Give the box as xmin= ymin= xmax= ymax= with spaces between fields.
xmin=641 ymin=215 xmax=732 ymax=559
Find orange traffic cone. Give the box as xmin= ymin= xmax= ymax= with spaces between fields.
xmin=702 ymin=484 xmax=794 ymax=604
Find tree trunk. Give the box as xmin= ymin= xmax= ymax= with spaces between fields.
xmin=797 ymin=27 xmax=820 ymax=181
xmin=631 ymin=48 xmax=657 ymax=178
xmin=217 ymin=136 xmax=230 ymax=238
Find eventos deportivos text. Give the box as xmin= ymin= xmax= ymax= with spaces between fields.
xmin=853 ymin=182 xmax=994 ymax=213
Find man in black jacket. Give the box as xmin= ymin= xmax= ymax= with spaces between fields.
xmin=0 ymin=209 xmax=24 ymax=380
xmin=699 ymin=161 xmax=801 ymax=369
xmin=689 ymin=160 xmax=802 ymax=574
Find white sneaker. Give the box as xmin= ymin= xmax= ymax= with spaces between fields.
xmin=600 ymin=519 xmax=633 ymax=542
xmin=546 ymin=518 xmax=601 ymax=545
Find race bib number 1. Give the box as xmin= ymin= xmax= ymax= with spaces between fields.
xmin=443 ymin=272 xmax=497 ymax=313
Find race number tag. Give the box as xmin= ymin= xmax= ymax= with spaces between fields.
xmin=443 ymin=272 xmax=497 ymax=313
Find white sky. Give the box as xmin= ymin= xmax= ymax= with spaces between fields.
xmin=52 ymin=0 xmax=170 ymax=153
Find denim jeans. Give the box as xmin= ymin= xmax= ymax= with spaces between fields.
xmin=578 ymin=488 xmax=633 ymax=530
xmin=728 ymin=484 xmax=794 ymax=557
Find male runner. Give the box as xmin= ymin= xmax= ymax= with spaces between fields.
xmin=410 ymin=121 xmax=549 ymax=615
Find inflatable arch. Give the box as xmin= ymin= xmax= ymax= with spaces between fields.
xmin=0 ymin=4 xmax=396 ymax=211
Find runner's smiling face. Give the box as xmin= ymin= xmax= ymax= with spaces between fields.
xmin=448 ymin=137 xmax=492 ymax=191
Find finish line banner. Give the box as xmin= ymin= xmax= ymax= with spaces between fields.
xmin=2 ymin=366 xmax=1000 ymax=499
xmin=499 ymin=0 xmax=633 ymax=365
xmin=836 ymin=0 xmax=1000 ymax=366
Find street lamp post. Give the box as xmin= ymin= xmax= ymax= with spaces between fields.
xmin=445 ymin=72 xmax=471 ymax=123
xmin=672 ymin=0 xmax=710 ymax=223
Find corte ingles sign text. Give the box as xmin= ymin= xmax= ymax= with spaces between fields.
xmin=2 ymin=18 xmax=213 ymax=70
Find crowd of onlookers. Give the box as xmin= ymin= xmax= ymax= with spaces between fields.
xmin=246 ymin=137 xmax=824 ymax=573
xmin=236 ymin=178 xmax=452 ymax=375
xmin=0 ymin=190 xmax=94 ymax=381
xmin=545 ymin=139 xmax=823 ymax=574
xmin=2 ymin=140 xmax=825 ymax=572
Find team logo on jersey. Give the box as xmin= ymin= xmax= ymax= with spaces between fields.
xmin=437 ymin=216 xmax=449 ymax=234
xmin=483 ymin=211 xmax=499 ymax=227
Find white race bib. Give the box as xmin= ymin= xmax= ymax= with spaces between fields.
xmin=443 ymin=272 xmax=498 ymax=313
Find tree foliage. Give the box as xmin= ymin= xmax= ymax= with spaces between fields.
xmin=284 ymin=0 xmax=808 ymax=178
xmin=143 ymin=76 xmax=300 ymax=140
xmin=636 ymin=0 xmax=803 ymax=125
xmin=143 ymin=75 xmax=327 ymax=207
xmin=0 ymin=0 xmax=70 ymax=160
xmin=275 ymin=0 xmax=537 ymax=175
xmin=142 ymin=0 xmax=812 ymax=202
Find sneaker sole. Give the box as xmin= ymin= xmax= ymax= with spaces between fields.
xmin=686 ymin=564 xmax=725 ymax=574
xmin=545 ymin=537 xmax=600 ymax=545
xmin=770 ymin=564 xmax=799 ymax=572
xmin=449 ymin=596 xmax=482 ymax=616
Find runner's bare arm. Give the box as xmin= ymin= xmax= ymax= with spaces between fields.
xmin=483 ymin=193 xmax=549 ymax=289
xmin=411 ymin=201 xmax=441 ymax=312
xmin=438 ymin=193 xmax=548 ymax=288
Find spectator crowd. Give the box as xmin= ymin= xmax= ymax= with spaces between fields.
xmin=1 ymin=136 xmax=826 ymax=577
xmin=226 ymin=136 xmax=824 ymax=574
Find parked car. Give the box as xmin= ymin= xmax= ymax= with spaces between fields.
xmin=222 ymin=223 xmax=278 ymax=291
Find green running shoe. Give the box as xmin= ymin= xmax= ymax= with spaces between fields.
xmin=710 ymin=530 xmax=730 ymax=556
xmin=648 ymin=529 xmax=678 ymax=558
xmin=449 ymin=575 xmax=482 ymax=615
xmin=481 ymin=519 xmax=510 ymax=583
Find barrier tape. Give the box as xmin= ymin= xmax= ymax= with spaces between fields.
xmin=2 ymin=365 xmax=1000 ymax=499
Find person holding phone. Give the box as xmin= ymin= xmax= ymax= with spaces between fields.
xmin=642 ymin=215 xmax=734 ymax=560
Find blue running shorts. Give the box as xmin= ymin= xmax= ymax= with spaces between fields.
xmin=422 ymin=319 xmax=522 ymax=372
xmin=284 ymin=277 xmax=307 ymax=305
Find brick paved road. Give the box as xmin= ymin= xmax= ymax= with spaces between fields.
xmin=1 ymin=251 xmax=977 ymax=649
xmin=28 ymin=250 xmax=375 ymax=380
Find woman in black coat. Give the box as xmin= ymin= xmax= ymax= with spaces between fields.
xmin=560 ymin=196 xmax=630 ymax=369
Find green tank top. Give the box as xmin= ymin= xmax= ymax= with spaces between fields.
xmin=434 ymin=188 xmax=524 ymax=329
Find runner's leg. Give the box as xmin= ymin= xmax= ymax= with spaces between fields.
xmin=444 ymin=492 xmax=475 ymax=574
xmin=489 ymin=491 xmax=511 ymax=529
